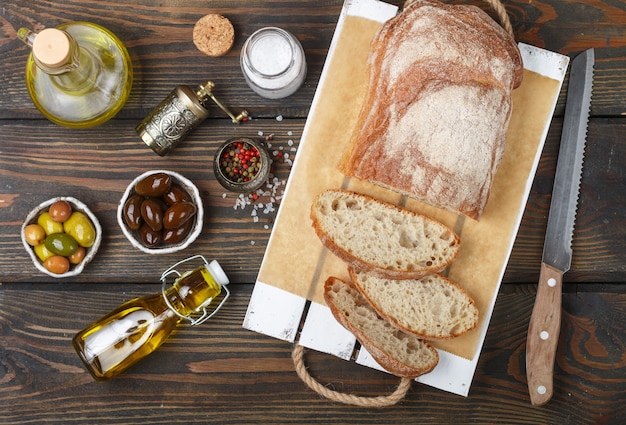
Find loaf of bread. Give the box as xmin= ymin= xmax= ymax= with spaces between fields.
xmin=339 ymin=0 xmax=523 ymax=220
xmin=350 ymin=269 xmax=479 ymax=339
xmin=324 ymin=276 xmax=439 ymax=378
xmin=310 ymin=189 xmax=460 ymax=280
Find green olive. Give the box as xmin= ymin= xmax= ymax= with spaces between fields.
xmin=44 ymin=233 xmax=78 ymax=257
xmin=63 ymin=211 xmax=96 ymax=248
xmin=34 ymin=243 xmax=55 ymax=262
xmin=37 ymin=212 xmax=64 ymax=235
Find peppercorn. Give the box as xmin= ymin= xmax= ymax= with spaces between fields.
xmin=214 ymin=137 xmax=271 ymax=193
xmin=219 ymin=141 xmax=262 ymax=183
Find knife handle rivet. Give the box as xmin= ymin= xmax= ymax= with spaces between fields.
xmin=537 ymin=385 xmax=547 ymax=395
xmin=547 ymin=278 xmax=557 ymax=287
xmin=540 ymin=331 xmax=550 ymax=340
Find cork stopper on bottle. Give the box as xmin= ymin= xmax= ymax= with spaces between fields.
xmin=32 ymin=28 xmax=71 ymax=68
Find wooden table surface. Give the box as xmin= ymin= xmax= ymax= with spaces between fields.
xmin=1 ymin=0 xmax=625 ymax=423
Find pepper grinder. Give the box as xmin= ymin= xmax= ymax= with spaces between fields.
xmin=136 ymin=80 xmax=248 ymax=156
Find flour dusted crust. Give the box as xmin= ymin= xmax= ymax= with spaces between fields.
xmin=339 ymin=0 xmax=523 ymax=220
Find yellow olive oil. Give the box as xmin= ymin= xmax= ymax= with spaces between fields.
xmin=22 ymin=22 xmax=132 ymax=128
xmin=73 ymin=264 xmax=225 ymax=381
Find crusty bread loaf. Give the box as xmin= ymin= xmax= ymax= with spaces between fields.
xmin=350 ymin=269 xmax=479 ymax=340
xmin=324 ymin=276 xmax=439 ymax=378
xmin=311 ymin=189 xmax=460 ymax=280
xmin=339 ymin=0 xmax=523 ymax=220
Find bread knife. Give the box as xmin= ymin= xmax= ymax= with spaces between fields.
xmin=526 ymin=48 xmax=594 ymax=406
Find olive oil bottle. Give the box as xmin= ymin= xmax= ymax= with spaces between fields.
xmin=17 ymin=22 xmax=132 ymax=128
xmin=73 ymin=256 xmax=229 ymax=381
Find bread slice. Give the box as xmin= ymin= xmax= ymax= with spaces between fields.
xmin=338 ymin=0 xmax=523 ymax=220
xmin=311 ymin=189 xmax=460 ymax=279
xmin=350 ymin=269 xmax=479 ymax=340
xmin=324 ymin=276 xmax=439 ymax=378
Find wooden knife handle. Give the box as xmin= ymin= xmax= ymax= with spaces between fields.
xmin=526 ymin=262 xmax=563 ymax=406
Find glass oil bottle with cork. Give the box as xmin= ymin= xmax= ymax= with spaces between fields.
xmin=17 ymin=22 xmax=133 ymax=128
xmin=72 ymin=255 xmax=230 ymax=381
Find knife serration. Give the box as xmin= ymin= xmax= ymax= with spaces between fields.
xmin=527 ymin=48 xmax=594 ymax=406
xmin=541 ymin=48 xmax=594 ymax=273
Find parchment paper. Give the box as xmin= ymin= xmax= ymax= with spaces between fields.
xmin=257 ymin=14 xmax=562 ymax=360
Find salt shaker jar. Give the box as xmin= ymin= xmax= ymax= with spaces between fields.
xmin=240 ymin=27 xmax=307 ymax=99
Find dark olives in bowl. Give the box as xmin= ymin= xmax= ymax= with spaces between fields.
xmin=117 ymin=170 xmax=203 ymax=254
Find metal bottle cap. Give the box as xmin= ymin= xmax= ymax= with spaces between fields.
xmin=136 ymin=80 xmax=248 ymax=156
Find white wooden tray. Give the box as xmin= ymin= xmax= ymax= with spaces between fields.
xmin=243 ymin=0 xmax=569 ymax=396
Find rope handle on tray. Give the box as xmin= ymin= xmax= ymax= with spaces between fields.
xmin=292 ymin=344 xmax=412 ymax=407
xmin=292 ymin=0 xmax=514 ymax=407
xmin=404 ymin=0 xmax=514 ymax=37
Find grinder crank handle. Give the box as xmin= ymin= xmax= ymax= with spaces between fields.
xmin=526 ymin=262 xmax=563 ymax=405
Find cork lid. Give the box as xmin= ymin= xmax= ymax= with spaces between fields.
xmin=32 ymin=28 xmax=71 ymax=68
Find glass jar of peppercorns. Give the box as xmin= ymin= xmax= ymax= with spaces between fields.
xmin=213 ymin=137 xmax=270 ymax=193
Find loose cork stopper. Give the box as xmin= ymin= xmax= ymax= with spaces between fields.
xmin=193 ymin=14 xmax=235 ymax=57
xmin=32 ymin=28 xmax=71 ymax=68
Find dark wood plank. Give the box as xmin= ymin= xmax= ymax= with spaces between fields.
xmin=1 ymin=0 xmax=625 ymax=423
xmin=2 ymin=115 xmax=625 ymax=283
xmin=0 ymin=0 xmax=347 ymax=119
xmin=504 ymin=117 xmax=626 ymax=283
xmin=0 ymin=119 xmax=304 ymax=283
xmin=1 ymin=1 xmax=626 ymax=119
xmin=0 ymin=283 xmax=624 ymax=424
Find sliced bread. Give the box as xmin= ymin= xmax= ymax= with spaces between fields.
xmin=311 ymin=189 xmax=460 ymax=279
xmin=350 ymin=269 xmax=479 ymax=340
xmin=324 ymin=276 xmax=439 ymax=378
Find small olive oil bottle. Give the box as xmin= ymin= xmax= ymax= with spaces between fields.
xmin=73 ymin=256 xmax=229 ymax=381
xmin=17 ymin=22 xmax=133 ymax=128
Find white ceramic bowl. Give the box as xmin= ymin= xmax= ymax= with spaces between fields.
xmin=117 ymin=170 xmax=204 ymax=254
xmin=21 ymin=196 xmax=102 ymax=278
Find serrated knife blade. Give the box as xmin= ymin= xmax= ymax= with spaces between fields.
xmin=526 ymin=48 xmax=594 ymax=406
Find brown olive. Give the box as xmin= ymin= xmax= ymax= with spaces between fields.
xmin=162 ymin=220 xmax=192 ymax=244
xmin=140 ymin=199 xmax=163 ymax=231
xmin=68 ymin=246 xmax=86 ymax=265
xmin=134 ymin=172 xmax=172 ymax=197
xmin=48 ymin=200 xmax=73 ymax=222
xmin=163 ymin=202 xmax=197 ymax=230
xmin=123 ymin=194 xmax=144 ymax=230
xmin=24 ymin=223 xmax=46 ymax=246
xmin=162 ymin=184 xmax=192 ymax=206
xmin=139 ymin=223 xmax=162 ymax=246
xmin=44 ymin=255 xmax=70 ymax=274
